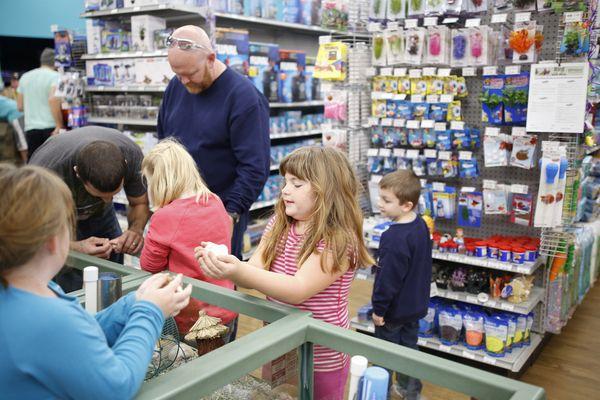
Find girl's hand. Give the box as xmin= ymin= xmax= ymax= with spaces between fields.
xmin=136 ymin=273 xmax=192 ymax=318
xmin=195 ymin=245 xmax=242 ymax=280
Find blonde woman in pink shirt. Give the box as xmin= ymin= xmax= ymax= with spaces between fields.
xmin=196 ymin=146 xmax=374 ymax=400
xmin=140 ymin=139 xmax=236 ymax=342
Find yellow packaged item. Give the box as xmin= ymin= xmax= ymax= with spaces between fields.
xmin=314 ymin=42 xmax=347 ymax=80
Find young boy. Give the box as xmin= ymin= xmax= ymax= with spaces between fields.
xmin=372 ymin=169 xmax=432 ymax=400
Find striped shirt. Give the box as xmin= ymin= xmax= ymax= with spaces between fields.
xmin=266 ymin=221 xmax=355 ymax=372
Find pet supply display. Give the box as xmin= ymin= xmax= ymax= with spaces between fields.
xmin=372 ymin=32 xmax=387 ymax=66
xmin=451 ymin=29 xmax=470 ymax=67
xmin=405 ymin=28 xmax=426 ymax=65
xmin=314 ymin=41 xmax=347 ymax=81
xmin=509 ymin=21 xmax=537 ymax=64
xmin=370 ymin=0 xmax=388 ymax=20
xmin=484 ymin=185 xmax=509 ymax=214
xmin=385 ymin=30 xmax=405 ymax=65
xmin=438 ymin=306 xmax=463 ymax=345
xmin=484 ymin=315 xmax=509 ymax=357
xmin=510 ymin=134 xmax=537 ymax=169
xmin=419 ymin=302 xmax=437 ymax=337
xmin=481 ymin=76 xmax=504 ymax=125
xmin=458 ymin=191 xmax=483 ymax=227
xmin=388 ymin=0 xmax=406 ymax=20
xmin=463 ymin=310 xmax=485 ymax=350
xmin=503 ymin=73 xmax=530 ymax=125
xmin=484 ymin=134 xmax=511 ymax=167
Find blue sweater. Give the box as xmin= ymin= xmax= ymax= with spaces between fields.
xmin=157 ymin=68 xmax=271 ymax=215
xmin=0 ymin=281 xmax=164 ymax=400
xmin=372 ymin=217 xmax=432 ymax=324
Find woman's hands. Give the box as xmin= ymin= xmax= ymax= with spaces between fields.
xmin=194 ymin=242 xmax=243 ymax=280
xmin=136 ymin=273 xmax=192 ymax=318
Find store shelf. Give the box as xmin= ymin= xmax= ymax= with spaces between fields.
xmin=586 ymin=145 xmax=600 ymax=155
xmin=434 ymin=287 xmax=545 ymax=315
xmin=81 ymin=4 xmax=206 ymax=18
xmin=269 ymin=100 xmax=324 ymax=108
xmin=432 ymin=250 xmax=544 ymax=275
xmin=350 ymin=317 xmax=543 ymax=372
xmin=86 ymin=85 xmax=167 ymax=92
xmin=250 ymin=199 xmax=277 ymax=211
xmin=88 ymin=116 xmax=158 ymax=126
xmin=270 ymin=129 xmax=322 ymax=140
xmin=270 ymin=164 xmax=280 ymax=172
xmin=82 ymin=50 xmax=168 ymax=60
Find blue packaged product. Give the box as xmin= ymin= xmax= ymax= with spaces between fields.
xmin=419 ymin=185 xmax=434 ymax=216
xmin=429 ymin=103 xmax=448 ymax=122
xmin=262 ymin=0 xmax=278 ymax=19
xmin=423 ymin=128 xmax=436 ymax=148
xmin=408 ymin=128 xmax=424 ymax=148
xmin=368 ymin=155 xmax=384 ymax=174
xmin=459 ymin=159 xmax=479 ymax=179
xmin=419 ymin=302 xmax=437 ymax=337
xmin=462 ymin=310 xmax=485 ymax=350
xmin=278 ymin=49 xmax=307 ymax=103
xmin=397 ymin=101 xmax=413 ymax=120
xmin=299 ymin=0 xmax=321 ymax=25
xmin=438 ymin=305 xmax=463 ymax=345
xmin=412 ymin=103 xmax=430 ymax=120
xmin=305 ymin=65 xmax=319 ymax=101
xmin=469 ymin=128 xmax=481 ymax=148
xmin=215 ymin=28 xmax=250 ymax=76
xmin=228 ymin=0 xmax=244 ymax=14
xmin=427 ymin=158 xmax=440 ymax=176
xmin=383 ymin=155 xmax=397 ymax=173
xmin=436 ymin=131 xmax=452 ymax=151
xmin=248 ymin=42 xmax=280 ymax=102
xmin=412 ymin=156 xmax=427 ymax=177
xmin=357 ymin=303 xmax=373 ymax=322
xmin=276 ymin=0 xmax=300 ymax=23
xmin=452 ymin=130 xmax=471 ymax=150
xmin=371 ymin=126 xmax=384 ymax=147
xmin=397 ymin=156 xmax=412 ymax=171
xmin=244 ymin=0 xmax=262 ymax=17
xmin=484 ymin=314 xmax=509 ymax=357
xmin=386 ymin=100 xmax=398 ymax=118
xmin=439 ymin=159 xmax=458 ymax=178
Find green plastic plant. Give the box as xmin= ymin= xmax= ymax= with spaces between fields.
xmin=391 ymin=0 xmax=403 ymax=13
xmin=411 ymin=0 xmax=422 ymax=12
xmin=502 ymin=89 xmax=528 ymax=107
xmin=479 ymin=90 xmax=503 ymax=108
xmin=373 ymin=0 xmax=381 ymax=14
xmin=374 ymin=37 xmax=384 ymax=59
xmin=562 ymin=30 xmax=580 ymax=55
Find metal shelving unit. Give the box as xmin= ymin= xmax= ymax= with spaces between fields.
xmin=270 ymin=129 xmax=322 ymax=140
xmin=87 ymin=116 xmax=157 ymax=126
xmin=269 ymin=100 xmax=324 ymax=109
xmin=436 ymin=287 xmax=545 ymax=315
xmin=81 ymin=50 xmax=168 ymax=60
xmin=86 ymin=84 xmax=167 ymax=92
xmin=81 ymin=4 xmax=206 ymax=19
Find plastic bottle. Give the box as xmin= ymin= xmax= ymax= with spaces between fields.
xmin=84 ymin=266 xmax=99 ymax=315
xmin=348 ymin=355 xmax=368 ymax=400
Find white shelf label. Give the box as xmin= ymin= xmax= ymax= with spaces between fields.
xmin=319 ymin=35 xmax=332 ymax=44
xmin=421 ymin=119 xmax=435 ymax=128
xmin=438 ymin=68 xmax=451 ymax=77
xmin=512 ymin=127 xmax=527 ymax=136
xmin=367 ymin=22 xmax=382 ymax=32
xmin=394 ymin=67 xmax=408 ymax=76
xmin=462 ymin=67 xmax=476 ymax=77
xmin=466 ymin=295 xmax=479 ymax=303
xmin=423 ymin=67 xmax=437 ymax=76
xmin=393 ymin=118 xmax=406 ymax=127
xmin=451 ymin=121 xmax=465 ymax=130
xmin=430 ymin=282 xmax=439 ymax=297
xmin=500 ymin=302 xmax=516 ymax=311
xmin=515 ymin=12 xmax=531 ymax=22
xmin=440 ymin=94 xmax=454 ymax=103
xmin=461 ymin=186 xmax=476 ymax=193
xmin=465 ymin=18 xmax=481 ymax=27
xmin=406 ymin=149 xmax=421 ymax=159
xmin=447 ymin=292 xmax=459 ymax=300
xmin=405 ymin=19 xmax=419 ymax=28
xmin=381 ymin=67 xmax=393 ymax=76
xmin=435 ymin=122 xmax=447 ymax=131
xmin=381 ymin=118 xmax=393 ymax=126
xmin=564 ymin=11 xmax=584 ymax=23
xmin=485 ymin=127 xmax=500 ymax=136
xmin=420 ymin=179 xmax=428 ymax=188
xmin=438 ymin=151 xmax=452 ymax=160
xmin=409 ymin=69 xmax=423 ymax=78
xmin=393 ymin=94 xmax=407 ymax=101
xmin=516 ymin=266 xmax=529 ymax=274
xmin=366 ymin=67 xmax=377 ymax=77
xmin=133 ymin=6 xmax=141 ymax=11
xmin=427 ymin=94 xmax=439 ymax=103
xmin=511 ymin=184 xmax=529 ymax=194
xmin=388 ymin=21 xmax=400 ymax=30
xmin=483 ymin=66 xmax=498 ymax=76
xmin=110 ymin=8 xmax=119 ymax=13
xmin=459 ymin=151 xmax=473 ymax=160
xmin=368 ymin=117 xmax=379 ymax=126
xmin=443 ymin=17 xmax=459 ymax=24
xmin=380 ymin=148 xmax=392 ymax=157
xmin=483 ymin=179 xmax=498 ymax=189
xmin=439 ymin=345 xmax=452 ymax=353
xmin=462 ymin=350 xmax=476 ymax=360
xmin=425 ymin=149 xmax=438 ymax=158
xmin=411 ymin=95 xmax=424 ymax=103
xmin=424 ymin=17 xmax=438 ymax=26
xmin=483 ymin=356 xmax=498 ymax=365
xmin=418 ymin=338 xmax=427 ymax=346
xmin=367 ymin=148 xmax=380 ymax=156
xmin=491 ymin=13 xmax=508 ymax=23
xmin=505 ymin=65 xmax=522 ymax=75
xmin=406 ymin=120 xmax=420 ymax=129
xmin=394 ymin=148 xmax=406 ymax=157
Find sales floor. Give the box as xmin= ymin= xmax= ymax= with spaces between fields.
xmin=237 ymin=279 xmax=600 ymax=400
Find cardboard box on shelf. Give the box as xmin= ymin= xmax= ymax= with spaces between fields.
xmin=215 ymin=28 xmax=250 ymax=76
xmin=278 ymin=49 xmax=306 ymax=103
xmin=131 ymin=15 xmax=166 ymax=52
xmin=249 ymin=42 xmax=280 ymax=102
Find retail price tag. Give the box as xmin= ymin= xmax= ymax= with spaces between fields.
xmin=564 ymin=11 xmax=584 ymax=23
xmin=485 ymin=127 xmax=501 ymax=136
xmin=421 ymin=119 xmax=435 ymax=128
xmin=483 ymin=356 xmax=498 ymax=365
xmin=491 ymin=13 xmax=508 ymax=23
xmin=466 ymin=295 xmax=479 ymax=303
xmin=516 ymin=266 xmax=529 ymax=274
xmin=381 ymin=118 xmax=394 ymax=126
xmin=462 ymin=350 xmax=476 ymax=360
xmin=393 ymin=94 xmax=408 ymax=101
xmin=443 ymin=17 xmax=459 ymax=24
xmin=440 ymin=94 xmax=454 ymax=103
xmin=511 ymin=184 xmax=529 ymax=194
xmin=435 ymin=122 xmax=447 ymax=131
xmin=425 ymin=149 xmax=438 ymax=158
xmin=367 ymin=148 xmax=380 ymax=156
xmin=420 ymin=179 xmax=428 ymax=188
xmin=406 ymin=120 xmax=420 ymax=129
xmin=483 ymin=66 xmax=498 ymax=76
xmin=411 ymin=95 xmax=424 ymax=103
xmin=418 ymin=338 xmax=427 ymax=346
xmin=515 ymin=12 xmax=531 ymax=22
xmin=462 ymin=67 xmax=476 ymax=77
xmin=366 ymin=67 xmax=377 ymax=77
xmin=380 ymin=148 xmax=392 ymax=157
xmin=459 ymin=151 xmax=473 ymax=160
xmin=110 ymin=8 xmax=119 ymax=13
xmin=451 ymin=121 xmax=465 ymax=130
xmin=512 ymin=127 xmax=527 ymax=136
xmin=505 ymin=65 xmax=521 ymax=75
xmin=542 ymin=141 xmax=560 ymax=152
xmin=405 ymin=19 xmax=419 ymax=28
xmin=483 ymin=179 xmax=497 ymax=189
xmin=406 ymin=149 xmax=421 ymax=159
xmin=439 ymin=345 xmax=452 ymax=353
xmin=461 ymin=186 xmax=476 ymax=193
xmin=394 ymin=118 xmax=406 ymax=127
xmin=394 ymin=67 xmax=408 ymax=76
xmin=424 ymin=17 xmax=438 ymax=26
xmin=367 ymin=22 xmax=382 ymax=32
xmin=433 ymin=182 xmax=446 ymax=191
xmin=133 ymin=6 xmax=141 ymax=11
xmin=394 ymin=148 xmax=406 ymax=157
xmin=134 ymin=51 xmax=144 ymax=57
xmin=409 ymin=69 xmax=423 ymax=78
xmin=486 ymin=300 xmax=498 ymax=307
xmin=381 ymin=67 xmax=393 ymax=76
xmin=427 ymin=94 xmax=439 ymax=103
xmin=423 ymin=67 xmax=437 ymax=76
xmin=319 ymin=35 xmax=332 ymax=44
xmin=438 ymin=68 xmax=451 ymax=77
xmin=465 ymin=18 xmax=481 ymax=27
xmin=368 ymin=117 xmax=380 ymax=126
xmin=430 ymin=282 xmax=439 ymax=297
xmin=438 ymin=151 xmax=452 ymax=161
xmin=371 ymin=92 xmax=384 ymax=99
xmin=500 ymin=303 xmax=516 ymax=312
xmin=96 ymin=86 xmax=105 ymax=91
xmin=158 ymin=4 xmax=167 ymax=8
xmin=121 ymin=86 xmax=129 ymax=91
xmin=388 ymin=21 xmax=400 ymax=30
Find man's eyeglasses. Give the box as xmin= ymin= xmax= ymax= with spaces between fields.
xmin=166 ymin=35 xmax=212 ymax=52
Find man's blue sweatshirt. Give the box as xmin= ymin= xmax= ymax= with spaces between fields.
xmin=157 ymin=68 xmax=271 ymax=215
xmin=372 ymin=216 xmax=432 ymax=324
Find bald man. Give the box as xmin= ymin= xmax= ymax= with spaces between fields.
xmin=158 ymin=26 xmax=270 ymax=259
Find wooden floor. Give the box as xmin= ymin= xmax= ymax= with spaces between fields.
xmin=237 ymin=278 xmax=600 ymax=400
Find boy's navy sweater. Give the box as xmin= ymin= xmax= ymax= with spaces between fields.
xmin=157 ymin=68 xmax=270 ymax=215
xmin=372 ymin=216 xmax=432 ymax=324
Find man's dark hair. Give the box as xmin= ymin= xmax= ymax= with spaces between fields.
xmin=76 ymin=141 xmax=126 ymax=192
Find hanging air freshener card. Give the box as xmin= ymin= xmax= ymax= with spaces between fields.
xmin=511 ymin=193 xmax=534 ymax=226
xmin=510 ymin=134 xmax=537 ymax=169
xmin=385 ymin=29 xmax=405 ymax=65
xmin=458 ymin=191 xmax=483 ymax=227
xmin=484 ymin=133 xmax=511 ymax=167
xmin=484 ymin=185 xmax=509 ymax=214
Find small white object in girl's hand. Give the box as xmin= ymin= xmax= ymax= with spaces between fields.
xmin=204 ymin=242 xmax=229 ymax=257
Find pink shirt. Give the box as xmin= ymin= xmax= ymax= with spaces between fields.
xmin=140 ymin=195 xmax=236 ymax=333
xmin=266 ymin=221 xmax=355 ymax=372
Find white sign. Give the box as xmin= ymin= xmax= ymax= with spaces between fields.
xmin=366 ymin=67 xmax=377 ymax=77
xmin=465 ymin=18 xmax=481 ymax=27
xmin=459 ymin=151 xmax=473 ymax=160
xmin=423 ymin=67 xmax=437 ymax=76
xmin=406 ymin=120 xmax=420 ymax=129
xmin=491 ymin=13 xmax=508 ymax=23
xmin=511 ymin=184 xmax=529 ymax=194
xmin=411 ymin=95 xmax=424 ymax=103
xmin=462 ymin=67 xmax=476 ymax=77
xmin=381 ymin=118 xmax=393 ymax=126
xmin=424 ymin=149 xmax=437 ymax=158
xmin=564 ymin=11 xmax=584 ymax=23
xmin=319 ymin=35 xmax=332 ymax=44
xmin=505 ymin=65 xmax=522 ymax=75
xmin=367 ymin=22 xmax=382 ymax=32
xmin=406 ymin=149 xmax=420 ymax=159
xmin=438 ymin=68 xmax=451 ymax=77
xmin=380 ymin=67 xmax=393 ymax=76
xmin=435 ymin=122 xmax=447 ymax=131
xmin=405 ymin=19 xmax=419 ymax=28
xmin=427 ymin=94 xmax=439 ymax=103
xmin=512 ymin=127 xmax=527 ymax=136
xmin=438 ymin=151 xmax=452 ymax=160
xmin=421 ymin=119 xmax=435 ymax=128
xmin=440 ymin=94 xmax=454 ymax=103
xmin=483 ymin=66 xmax=498 ymax=76
xmin=393 ymin=118 xmax=406 ymax=127
xmin=483 ymin=180 xmax=497 ymax=189
xmin=409 ymin=69 xmax=423 ymax=78
xmin=515 ymin=12 xmax=531 ymax=22
xmin=451 ymin=121 xmax=465 ymax=130
xmin=394 ymin=68 xmax=408 ymax=76
xmin=424 ymin=17 xmax=438 ymax=26
xmin=433 ymin=182 xmax=446 ymax=191
xmin=485 ymin=127 xmax=500 ymax=136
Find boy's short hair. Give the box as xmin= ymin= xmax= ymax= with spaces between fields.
xmin=379 ymin=170 xmax=421 ymax=209
xmin=76 ymin=141 xmax=126 ymax=193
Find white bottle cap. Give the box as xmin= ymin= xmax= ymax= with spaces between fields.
xmin=350 ymin=355 xmax=369 ymax=376
xmin=83 ymin=266 xmax=99 ymax=282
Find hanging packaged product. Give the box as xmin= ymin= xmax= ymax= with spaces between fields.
xmin=534 ymin=144 xmax=566 ymax=228
xmin=413 ymin=102 xmax=430 ymax=120
xmin=467 ymin=0 xmax=488 ymax=14
xmin=429 ymin=103 xmax=449 ymax=122
xmin=405 ymin=28 xmax=426 ymax=65
xmin=398 ymin=76 xmax=412 ymax=94
xmin=408 ymin=0 xmax=426 ymax=17
xmin=524 ymin=311 xmax=534 ymax=345
xmin=452 ymin=130 xmax=471 ymax=150
xmin=322 ymin=127 xmax=348 ymax=151
xmin=385 ymin=30 xmax=405 ymax=66
xmin=446 ymin=0 xmax=464 ymax=14
xmin=469 ymin=26 xmax=490 ymax=66
xmin=419 ymin=185 xmax=435 ymax=216
xmin=325 ymin=90 xmax=348 ymax=121
xmin=514 ymin=314 xmax=528 ymax=348
xmin=484 ymin=184 xmax=509 ymax=214
xmin=419 ymin=301 xmax=438 ymax=337
xmin=424 ymin=127 xmax=437 ymax=148
xmin=537 ymin=0 xmax=552 ymax=11
xmin=481 ymin=75 xmax=504 ymax=125
xmin=484 ymin=314 xmax=509 ymax=357
xmin=397 ymin=101 xmax=414 ymax=119
xmin=447 ymin=101 xmax=462 ymax=121
xmin=384 ymin=76 xmax=399 ymax=93
xmin=513 ymin=0 xmax=536 ymax=11
xmin=371 ymin=126 xmax=384 ymax=147
xmin=436 ymin=130 xmax=453 ymax=150
xmin=444 ymin=76 xmax=466 ymax=97
xmin=314 ymin=41 xmax=348 ymax=81
xmin=459 ymin=159 xmax=479 ymax=179
xmin=427 ymin=156 xmax=441 ymax=175
xmin=438 ymin=306 xmax=463 ymax=345
xmin=439 ymin=158 xmax=459 ymax=178
xmin=509 ymin=21 xmax=537 ymax=64
xmin=248 ymin=42 xmax=280 ymax=102
xmin=425 ymin=0 xmax=445 ymax=15
xmin=552 ymin=147 xmax=569 ymax=227
xmin=383 ymin=153 xmax=397 ymax=173
xmin=484 ymin=133 xmax=511 ymax=167
xmin=429 ymin=77 xmax=445 ymax=95
xmin=458 ymin=191 xmax=483 ymax=227
xmin=463 ymin=310 xmax=485 ymax=350
xmin=426 ymin=26 xmax=451 ymax=65
xmin=413 ymin=156 xmax=428 ymax=176
xmin=368 ymin=150 xmax=384 ymax=174
xmin=372 ymin=32 xmax=387 ymax=67
xmin=511 ymin=193 xmax=534 ymax=226
xmin=493 ymin=0 xmax=513 ymax=11
xmin=433 ymin=186 xmax=457 ymax=219
xmin=408 ymin=127 xmax=425 ymax=148
xmin=510 ymin=134 xmax=537 ymax=169
xmin=451 ymin=29 xmax=470 ymax=67
xmin=411 ymin=77 xmax=429 ymax=96
xmin=387 ymin=0 xmax=406 ymax=20
xmin=469 ymin=128 xmax=481 ymax=148
xmin=369 ymin=0 xmax=388 ymax=20
xmin=560 ymin=22 xmax=590 ymax=57
xmin=503 ymin=73 xmax=530 ymax=125
xmin=321 ymin=0 xmax=349 ymax=31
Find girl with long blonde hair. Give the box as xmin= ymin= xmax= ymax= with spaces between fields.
xmin=196 ymin=146 xmax=374 ymax=399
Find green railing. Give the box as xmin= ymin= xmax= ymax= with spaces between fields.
xmin=66 ymin=252 xmax=545 ymax=400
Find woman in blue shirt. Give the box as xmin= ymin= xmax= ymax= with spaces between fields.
xmin=0 ymin=164 xmax=192 ymax=400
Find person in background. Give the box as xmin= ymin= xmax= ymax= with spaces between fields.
xmin=371 ymin=170 xmax=432 ymax=400
xmin=140 ymin=139 xmax=237 ymax=342
xmin=17 ymin=48 xmax=63 ymax=158
xmin=158 ymin=25 xmax=270 ymax=260
xmin=196 ymin=147 xmax=375 ymax=400
xmin=30 ymin=126 xmax=150 ymax=291
xmin=0 ymin=95 xmax=28 ymax=163
xmin=0 ymin=163 xmax=192 ymax=400
xmin=2 ymin=72 xmax=20 ymax=101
